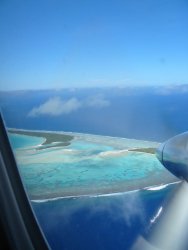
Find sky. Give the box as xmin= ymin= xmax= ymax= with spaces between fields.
xmin=0 ymin=0 xmax=188 ymax=90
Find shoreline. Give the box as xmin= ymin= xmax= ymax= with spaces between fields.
xmin=8 ymin=128 xmax=74 ymax=150
xmin=30 ymin=179 xmax=180 ymax=202
xmin=7 ymin=127 xmax=161 ymax=144
xmin=8 ymin=128 xmax=157 ymax=154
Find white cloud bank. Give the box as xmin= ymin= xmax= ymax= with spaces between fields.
xmin=86 ymin=94 xmax=110 ymax=108
xmin=28 ymin=95 xmax=110 ymax=117
xmin=28 ymin=97 xmax=82 ymax=117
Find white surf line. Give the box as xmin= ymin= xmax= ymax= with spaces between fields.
xmin=31 ymin=181 xmax=181 ymax=203
xmin=144 ymin=181 xmax=182 ymax=191
xmin=31 ymin=189 xmax=141 ymax=203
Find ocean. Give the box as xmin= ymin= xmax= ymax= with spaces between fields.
xmin=1 ymin=86 xmax=188 ymax=142
xmin=2 ymin=87 xmax=188 ymax=249
xmin=8 ymin=131 xmax=180 ymax=250
xmin=32 ymin=186 xmax=176 ymax=250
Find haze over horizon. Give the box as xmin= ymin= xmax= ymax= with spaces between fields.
xmin=0 ymin=0 xmax=188 ymax=91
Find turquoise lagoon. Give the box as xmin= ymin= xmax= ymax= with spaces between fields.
xmin=8 ymin=131 xmax=177 ymax=200
xmin=9 ymin=133 xmax=45 ymax=149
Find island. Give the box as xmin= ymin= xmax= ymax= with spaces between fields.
xmin=8 ymin=128 xmax=74 ymax=150
xmin=8 ymin=129 xmax=156 ymax=154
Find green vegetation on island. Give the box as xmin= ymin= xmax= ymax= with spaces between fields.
xmin=8 ymin=129 xmax=157 ymax=154
xmin=8 ymin=129 xmax=74 ymax=150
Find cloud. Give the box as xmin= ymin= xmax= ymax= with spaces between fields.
xmin=89 ymin=192 xmax=146 ymax=227
xmin=41 ymin=192 xmax=146 ymax=228
xmin=28 ymin=94 xmax=110 ymax=117
xmin=86 ymin=94 xmax=110 ymax=108
xmin=28 ymin=97 xmax=82 ymax=117
xmin=155 ymin=84 xmax=188 ymax=95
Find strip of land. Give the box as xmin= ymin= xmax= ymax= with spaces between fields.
xmin=129 ymin=148 xmax=156 ymax=154
xmin=8 ymin=129 xmax=156 ymax=154
xmin=8 ymin=129 xmax=74 ymax=150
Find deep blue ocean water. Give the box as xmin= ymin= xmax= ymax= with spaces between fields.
xmin=1 ymin=87 xmax=188 ymax=142
xmin=32 ymin=185 xmax=178 ymax=250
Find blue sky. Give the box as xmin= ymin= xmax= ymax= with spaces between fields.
xmin=0 ymin=0 xmax=188 ymax=90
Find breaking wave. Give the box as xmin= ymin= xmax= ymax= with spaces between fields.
xmin=31 ymin=181 xmax=181 ymax=203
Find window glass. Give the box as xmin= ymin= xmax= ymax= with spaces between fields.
xmin=0 ymin=1 xmax=188 ymax=249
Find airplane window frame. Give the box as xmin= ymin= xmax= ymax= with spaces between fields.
xmin=0 ymin=112 xmax=50 ymax=250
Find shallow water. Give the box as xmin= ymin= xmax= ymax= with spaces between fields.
xmin=8 ymin=132 xmax=45 ymax=149
xmin=9 ymin=131 xmax=177 ymax=200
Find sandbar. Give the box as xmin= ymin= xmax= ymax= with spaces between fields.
xmin=129 ymin=148 xmax=156 ymax=154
